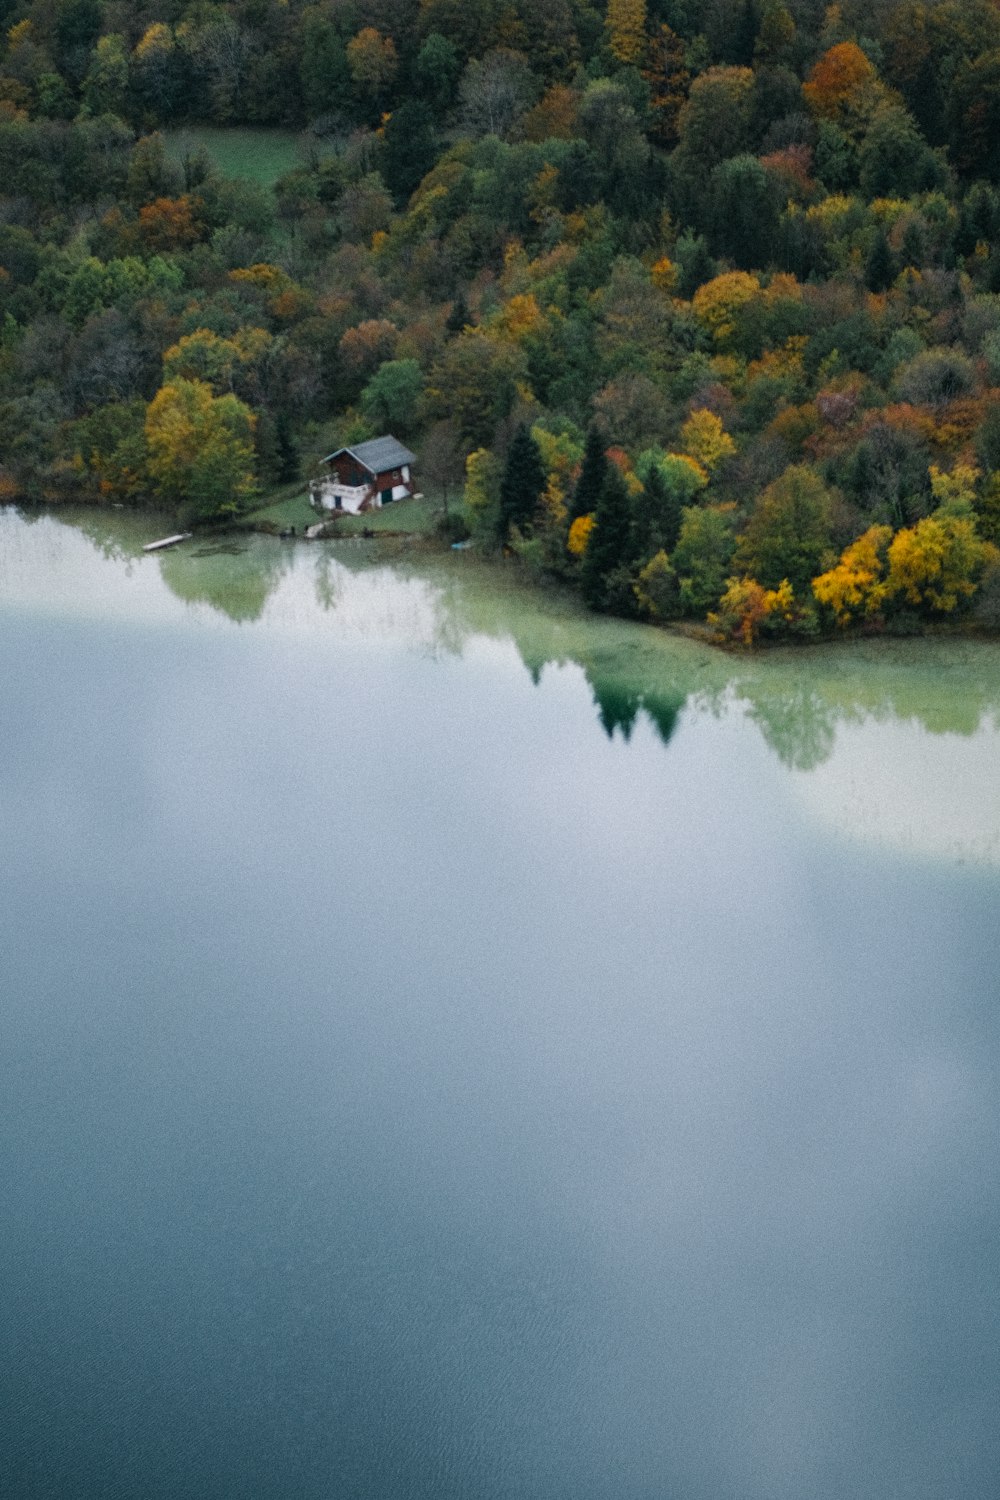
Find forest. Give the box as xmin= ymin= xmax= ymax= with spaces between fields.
xmin=3 ymin=0 xmax=1000 ymax=640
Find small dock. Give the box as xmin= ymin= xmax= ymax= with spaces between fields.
xmin=143 ymin=532 xmax=192 ymax=553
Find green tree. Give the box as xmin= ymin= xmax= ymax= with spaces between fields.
xmin=415 ymin=32 xmax=461 ymax=115
xmin=499 ymin=423 xmax=546 ymax=538
xmin=81 ymin=34 xmax=129 ymax=117
xmin=672 ymin=504 xmax=737 ymax=614
xmin=581 ymin=465 xmax=636 ymax=611
xmin=360 ymin=359 xmax=424 ymax=435
xmin=383 ymin=100 xmax=438 ymax=203
xmin=736 ymin=464 xmax=834 ymax=593
xmin=864 ymin=228 xmax=895 ymax=292
xmin=859 ymin=104 xmax=943 ymax=199
xmin=570 ymin=424 xmax=607 ymax=520
xmin=709 ymin=154 xmax=784 ymax=269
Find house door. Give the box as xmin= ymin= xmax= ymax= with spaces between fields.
xmin=381 ymin=488 xmax=393 ymax=504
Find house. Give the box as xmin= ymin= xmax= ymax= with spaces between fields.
xmin=309 ymin=436 xmax=417 ymax=515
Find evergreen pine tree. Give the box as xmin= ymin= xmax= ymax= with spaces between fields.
xmin=447 ymin=291 xmax=469 ymax=334
xmin=571 ymin=425 xmax=608 ymax=521
xmin=275 ymin=412 xmax=299 ymax=483
xmin=499 ymin=424 xmax=546 ymax=539
xmin=865 ymin=229 xmax=895 ymax=292
xmin=639 ymin=463 xmax=683 ymax=555
xmin=581 ymin=466 xmax=636 ymax=611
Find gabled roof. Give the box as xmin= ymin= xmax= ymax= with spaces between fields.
xmin=323 ymin=436 xmax=416 ymax=474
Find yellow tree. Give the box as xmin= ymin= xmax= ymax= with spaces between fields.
xmin=691 ymin=271 xmax=760 ymax=347
xmin=812 ymin=525 xmax=893 ymax=626
xmin=884 ymin=513 xmax=989 ymax=614
xmin=709 ymin=577 xmax=775 ymax=646
xmin=145 ymin=378 xmax=256 ymax=521
xmin=606 ymin=0 xmax=647 ymax=66
xmin=567 ymin=514 xmax=594 ymax=557
xmin=642 ymin=24 xmax=689 ymax=146
xmin=929 ymin=463 xmax=980 ymax=511
xmin=463 ymin=447 xmax=500 ymax=537
xmin=680 ymin=409 xmax=736 ymax=474
xmin=346 ymin=28 xmax=398 ymax=98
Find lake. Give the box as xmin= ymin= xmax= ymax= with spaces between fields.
xmin=2 ymin=506 xmax=999 ymax=1500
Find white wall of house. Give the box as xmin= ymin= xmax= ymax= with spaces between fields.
xmin=312 ymin=478 xmax=372 ymax=513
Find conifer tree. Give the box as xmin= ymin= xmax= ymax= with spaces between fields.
xmin=275 ymin=412 xmax=299 ymax=483
xmin=865 ymin=229 xmax=895 ymax=293
xmin=571 ymin=426 xmax=608 ymax=520
xmin=447 ymin=291 xmax=469 ymax=334
xmin=639 ymin=463 xmax=683 ymax=555
xmin=499 ymin=424 xmax=546 ymax=539
xmin=581 ymin=465 xmax=636 ymax=610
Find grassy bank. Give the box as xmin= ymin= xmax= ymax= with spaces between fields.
xmin=240 ymin=487 xmax=461 ymax=539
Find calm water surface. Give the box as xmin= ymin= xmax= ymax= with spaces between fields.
xmin=2 ymin=508 xmax=1000 ymax=1499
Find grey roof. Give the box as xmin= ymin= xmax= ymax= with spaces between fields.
xmin=323 ymin=436 xmax=416 ymax=474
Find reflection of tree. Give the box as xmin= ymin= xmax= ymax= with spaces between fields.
xmin=314 ymin=551 xmax=338 ymax=612
xmin=39 ymin=509 xmax=1000 ymax=761
xmin=581 ymin=665 xmax=687 ymax=743
xmin=642 ymin=689 xmax=686 ymax=745
xmin=586 ymin=669 xmax=643 ymax=739
xmin=730 ymin=641 xmax=1000 ymax=768
xmin=158 ymin=539 xmax=288 ymax=622
xmin=742 ymin=685 xmax=837 ymax=772
xmin=53 ymin=506 xmax=163 ymax=564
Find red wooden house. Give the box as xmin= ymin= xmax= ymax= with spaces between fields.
xmin=309 ymin=436 xmax=417 ymax=515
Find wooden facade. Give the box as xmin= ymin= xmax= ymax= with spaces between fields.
xmin=310 ymin=436 xmax=417 ymax=515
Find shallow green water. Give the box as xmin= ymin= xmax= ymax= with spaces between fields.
xmin=2 ymin=507 xmax=1000 ymax=1498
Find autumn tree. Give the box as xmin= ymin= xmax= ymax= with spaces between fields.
xmin=606 ymin=0 xmax=646 ymax=67
xmin=463 ymin=445 xmax=501 ymax=539
xmin=137 ymin=195 xmax=202 ymax=252
xmin=812 ymin=525 xmax=893 ymax=626
xmin=680 ymin=409 xmax=736 ymax=474
xmin=802 ymin=42 xmax=881 ymax=131
xmin=642 ymin=24 xmax=688 ymax=146
xmin=145 ymin=377 xmax=256 ymax=521
xmin=346 ymin=28 xmax=398 ymax=114
xmin=884 ymin=507 xmax=992 ymax=614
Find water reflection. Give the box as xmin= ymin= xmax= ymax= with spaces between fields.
xmin=3 ymin=504 xmax=1000 ymax=1500
xmin=3 ymin=507 xmax=999 ymax=862
xmin=159 ymin=540 xmax=291 ymax=624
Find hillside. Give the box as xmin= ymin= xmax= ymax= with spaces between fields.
xmin=3 ymin=0 xmax=1000 ymax=639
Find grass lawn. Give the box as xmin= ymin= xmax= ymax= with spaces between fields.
xmin=164 ymin=127 xmax=306 ymax=188
xmin=240 ymin=487 xmax=459 ymax=538
xmin=238 ymin=485 xmax=316 ymax=532
xmin=331 ymin=493 xmax=446 ymax=535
